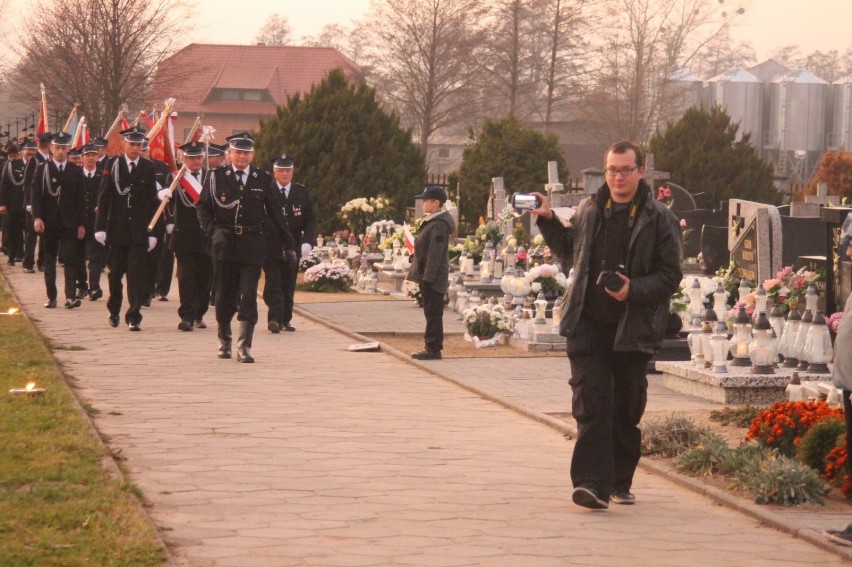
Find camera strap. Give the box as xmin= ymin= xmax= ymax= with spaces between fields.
xmin=600 ymin=195 xmax=639 ymax=273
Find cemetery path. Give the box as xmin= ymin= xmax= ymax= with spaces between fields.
xmin=3 ymin=264 xmax=851 ymax=566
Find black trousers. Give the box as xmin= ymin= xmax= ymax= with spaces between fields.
xmin=176 ymin=252 xmax=212 ymax=323
xmin=156 ymin=234 xmax=174 ymax=296
xmin=41 ymin=229 xmax=78 ymax=301
xmin=107 ymin=243 xmax=147 ymax=325
xmin=214 ymin=259 xmax=261 ymax=327
xmin=84 ymin=237 xmax=107 ymax=291
xmin=421 ymin=285 xmax=445 ymax=353
xmin=262 ymin=256 xmax=297 ymax=324
xmin=5 ymin=213 xmax=24 ymax=261
xmin=23 ymin=212 xmax=43 ymax=269
xmin=566 ymin=318 xmax=651 ymax=498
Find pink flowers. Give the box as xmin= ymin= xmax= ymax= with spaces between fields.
xmin=827 ymin=311 xmax=844 ymax=334
xmin=679 ymin=218 xmax=687 ymax=229
xmin=657 ymin=185 xmax=672 ymax=201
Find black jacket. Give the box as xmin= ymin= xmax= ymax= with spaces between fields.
xmin=23 ymin=151 xmax=48 ymax=209
xmin=0 ymin=159 xmax=26 ymax=214
xmin=197 ymin=165 xmax=295 ymax=264
xmin=537 ymin=180 xmax=682 ymax=354
xmin=265 ymin=181 xmax=317 ymax=260
xmin=81 ymin=167 xmax=102 ymax=235
xmin=30 ymin=160 xmax=85 ymax=231
xmin=407 ymin=210 xmax=456 ymax=294
xmin=95 ymin=156 xmax=162 ymax=247
xmin=170 ymin=169 xmax=208 ymax=255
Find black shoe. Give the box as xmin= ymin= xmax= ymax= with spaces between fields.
xmin=282 ymin=322 xmax=295 ymax=332
xmin=108 ymin=315 xmax=120 ymax=328
xmin=178 ymin=320 xmax=194 ymax=332
xmin=157 ymin=295 xmax=168 ymax=302
xmin=411 ymin=350 xmax=441 ymax=360
xmin=572 ymin=486 xmax=608 ymax=510
xmin=64 ymin=299 xmax=81 ymax=309
xmin=128 ymin=322 xmax=141 ymax=331
xmin=267 ymin=321 xmax=281 ymax=334
xmin=218 ymin=348 xmax=231 ymax=359
xmin=76 ymin=288 xmax=88 ymax=299
xmin=44 ymin=299 xmax=57 ymax=308
xmin=194 ymin=319 xmax=206 ymax=329
xmin=88 ymin=289 xmax=103 ymax=301
xmin=23 ymin=267 xmax=35 ymax=274
xmin=142 ymin=297 xmax=151 ymax=307
xmin=610 ymin=491 xmax=635 ymax=505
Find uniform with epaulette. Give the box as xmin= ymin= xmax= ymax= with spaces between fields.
xmin=197 ymin=132 xmax=296 ymax=363
xmin=30 ymin=132 xmax=86 ymax=308
xmin=170 ymin=140 xmax=212 ymax=331
xmin=22 ymin=133 xmax=51 ymax=272
xmin=94 ymin=127 xmax=162 ymax=331
xmin=0 ymin=143 xmax=26 ymax=265
xmin=76 ymin=143 xmax=106 ymax=301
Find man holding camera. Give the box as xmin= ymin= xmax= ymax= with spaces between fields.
xmin=531 ymin=140 xmax=681 ymax=510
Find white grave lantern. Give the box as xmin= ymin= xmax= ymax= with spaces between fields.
xmin=738 ymin=278 xmax=751 ymax=304
xmin=749 ymin=312 xmax=776 ymax=374
xmin=805 ymin=284 xmax=819 ymax=314
xmin=534 ymin=292 xmax=548 ymax=325
xmin=754 ymin=286 xmax=768 ymax=318
xmin=794 ymin=309 xmax=813 ymax=371
xmin=700 ymin=308 xmax=718 ymax=369
xmin=713 ymin=283 xmax=728 ymax=322
xmin=687 ymin=278 xmax=704 ymax=318
xmin=710 ymin=320 xmax=730 ymax=373
xmin=728 ymin=306 xmax=752 ymax=367
xmin=480 ymin=241 xmax=495 ymax=283
xmin=780 ymin=308 xmax=801 ymax=367
xmin=805 ymin=311 xmax=833 ymax=374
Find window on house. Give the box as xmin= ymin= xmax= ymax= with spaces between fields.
xmin=437 ymin=148 xmax=451 ymax=159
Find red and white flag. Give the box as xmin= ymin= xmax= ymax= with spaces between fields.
xmin=178 ymin=169 xmax=202 ymax=203
xmin=403 ymin=223 xmax=415 ymax=254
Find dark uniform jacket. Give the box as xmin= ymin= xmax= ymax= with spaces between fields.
xmin=81 ymin=167 xmax=102 ymax=235
xmin=94 ymin=156 xmax=161 ymax=247
xmin=23 ymin=151 xmax=48 ymax=209
xmin=265 ymin=181 xmax=316 ymax=261
xmin=197 ymin=165 xmax=295 ymax=264
xmin=407 ymin=210 xmax=456 ymax=294
xmin=30 ymin=160 xmax=85 ymax=231
xmin=0 ymin=159 xmax=26 ymax=214
xmin=170 ymin=169 xmax=208 ymax=255
xmin=536 ymin=179 xmax=682 ymax=354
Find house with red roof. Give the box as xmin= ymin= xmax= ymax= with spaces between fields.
xmin=153 ymin=43 xmax=360 ymax=140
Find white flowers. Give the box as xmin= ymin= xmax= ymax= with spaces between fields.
xmin=523 ymin=264 xmax=567 ymax=296
xmin=462 ymin=303 xmax=512 ymax=337
xmin=303 ymin=262 xmax=354 ymax=292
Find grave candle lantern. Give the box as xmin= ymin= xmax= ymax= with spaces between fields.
xmin=700 ymin=308 xmax=718 ymax=368
xmin=780 ymin=308 xmax=801 ymax=367
xmin=728 ymin=306 xmax=753 ymax=366
xmin=687 ymin=314 xmax=704 ymax=366
xmin=754 ymin=286 xmax=768 ymax=318
xmin=710 ymin=320 xmax=730 ymax=373
xmin=805 ymin=311 xmax=832 ymax=374
xmin=749 ymin=311 xmax=776 ymax=374
xmin=713 ymin=283 xmax=727 ymax=322
xmin=738 ymin=278 xmax=751 ymax=304
xmin=794 ymin=309 xmax=813 ymax=371
xmin=480 ymin=241 xmax=494 ymax=283
xmin=687 ymin=278 xmax=704 ymax=318
xmin=534 ymin=292 xmax=548 ymax=325
xmin=805 ymin=284 xmax=819 ymax=314
xmin=504 ymin=245 xmax=516 ymax=274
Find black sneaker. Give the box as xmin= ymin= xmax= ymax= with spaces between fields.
xmin=411 ymin=350 xmax=442 ymax=360
xmin=88 ymin=289 xmax=103 ymax=301
xmin=178 ymin=320 xmax=194 ymax=332
xmin=610 ymin=491 xmax=635 ymax=505
xmin=572 ymin=486 xmax=608 ymax=510
xmin=194 ymin=319 xmax=207 ymax=329
xmin=108 ymin=315 xmax=120 ymax=328
xmin=267 ymin=321 xmax=281 ymax=334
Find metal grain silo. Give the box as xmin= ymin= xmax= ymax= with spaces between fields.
xmin=832 ymin=75 xmax=852 ymax=150
xmin=706 ymin=67 xmax=762 ymax=143
xmin=769 ymin=69 xmax=828 ymax=152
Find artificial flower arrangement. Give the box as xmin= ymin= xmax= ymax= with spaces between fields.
xmin=761 ymin=265 xmax=825 ymax=314
xmin=367 ymin=219 xmax=400 ymax=243
xmin=302 ymin=262 xmax=354 ymax=293
xmin=338 ymin=196 xmax=392 ymax=239
xmin=299 ymin=249 xmax=322 ymax=272
xmin=523 ymin=263 xmax=567 ymax=296
xmin=463 ymin=302 xmax=511 ymax=339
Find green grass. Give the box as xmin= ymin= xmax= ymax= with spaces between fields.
xmin=0 ymin=272 xmax=165 ymax=565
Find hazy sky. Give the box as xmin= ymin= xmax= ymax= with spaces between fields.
xmin=189 ymin=0 xmax=852 ymax=62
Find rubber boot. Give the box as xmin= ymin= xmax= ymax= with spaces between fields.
xmin=217 ymin=322 xmax=232 ymax=359
xmin=236 ymin=321 xmax=254 ymax=363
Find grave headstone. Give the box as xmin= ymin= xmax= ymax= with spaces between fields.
xmin=728 ymin=199 xmax=783 ymax=285
xmin=544 ymin=161 xmax=564 ymax=195
xmin=643 ymin=153 xmax=670 ymax=188
xmin=805 ymin=194 xmax=841 ymax=206
xmin=582 ymin=168 xmax=603 ymax=194
xmin=780 ymin=216 xmax=824 ymax=267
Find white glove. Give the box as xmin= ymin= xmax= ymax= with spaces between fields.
xmin=26 ymin=205 xmax=32 ymax=213
xmin=94 ymin=231 xmax=107 ymax=246
xmin=148 ymin=237 xmax=157 ymax=251
xmin=157 ymin=188 xmax=171 ymax=201
xmin=166 ymin=223 xmax=174 ymax=235
xmin=301 ymin=243 xmax=312 ymax=257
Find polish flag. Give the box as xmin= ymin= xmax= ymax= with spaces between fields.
xmin=178 ymin=169 xmax=202 ymax=203
xmin=403 ymin=223 xmax=415 ymax=254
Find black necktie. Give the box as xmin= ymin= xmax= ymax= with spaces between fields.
xmin=129 ymin=161 xmax=135 ymax=173
xmin=58 ymin=164 xmax=63 ymax=172
xmin=193 ymin=172 xmax=199 ymax=180
xmin=235 ymin=170 xmax=243 ymax=183
xmin=88 ymin=172 xmax=93 ymax=179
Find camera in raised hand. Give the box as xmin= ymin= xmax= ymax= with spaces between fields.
xmin=510 ymin=193 xmax=541 ymax=211
xmin=596 ymin=270 xmax=624 ymax=292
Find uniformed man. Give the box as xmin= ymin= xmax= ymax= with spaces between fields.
xmin=171 ymin=140 xmax=212 ymax=331
xmin=92 ymin=136 xmax=108 ymax=168
xmin=67 ymin=147 xmax=82 ymax=166
xmin=263 ymin=154 xmax=316 ymax=333
xmin=143 ymin=140 xmax=175 ymax=304
xmin=0 ymin=143 xmax=26 ymax=266
xmin=22 ymin=133 xmax=51 ymax=273
xmin=30 ymin=131 xmax=86 ymax=308
xmin=78 ymin=144 xmax=106 ymax=300
xmin=197 ymin=132 xmax=296 ymax=363
xmin=94 ymin=126 xmax=162 ymax=331
xmin=206 ymin=143 xmax=227 ymax=169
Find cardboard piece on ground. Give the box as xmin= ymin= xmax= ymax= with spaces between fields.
xmin=348 ymin=342 xmax=380 ymax=352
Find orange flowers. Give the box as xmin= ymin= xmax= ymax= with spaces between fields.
xmin=746 ymin=401 xmax=843 ymax=457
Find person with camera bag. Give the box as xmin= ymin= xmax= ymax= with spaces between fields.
xmin=530 ymin=140 xmax=681 ymax=509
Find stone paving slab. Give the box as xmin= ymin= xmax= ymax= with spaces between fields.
xmin=2 ymin=263 xmax=850 ymax=566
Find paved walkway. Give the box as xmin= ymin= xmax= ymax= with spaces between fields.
xmin=3 ymin=263 xmax=852 ymax=566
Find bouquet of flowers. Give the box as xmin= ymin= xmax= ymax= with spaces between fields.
xmin=303 ymin=262 xmax=354 ymax=292
xmin=338 ymin=196 xmax=392 ymax=239
xmin=463 ymin=303 xmax=511 ymax=339
xmin=762 ymin=265 xmax=825 ymax=313
xmin=827 ymin=310 xmax=844 ymax=334
xmin=475 ymin=220 xmax=503 ymax=246
xmin=299 ymin=248 xmax=322 ymax=272
xmin=524 ymin=263 xmax=567 ymax=296
xmin=366 ymin=219 xmax=400 ymax=242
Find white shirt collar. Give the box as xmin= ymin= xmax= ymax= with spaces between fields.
xmin=54 ymin=160 xmax=68 ymax=169
xmin=124 ymin=155 xmax=138 ymax=168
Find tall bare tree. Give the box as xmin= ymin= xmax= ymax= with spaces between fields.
xmin=689 ymin=27 xmax=754 ymax=80
xmin=580 ymin=0 xmax=745 ymax=144
xmin=12 ymin=0 xmax=191 ymax=134
xmin=255 ymin=14 xmax=292 ymax=46
xmin=362 ymin=0 xmax=487 ymax=156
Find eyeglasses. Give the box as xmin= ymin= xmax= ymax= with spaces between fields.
xmin=604 ymin=166 xmax=638 ymax=177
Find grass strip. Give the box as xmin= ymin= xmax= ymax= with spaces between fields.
xmin=0 ymin=271 xmax=165 ymax=566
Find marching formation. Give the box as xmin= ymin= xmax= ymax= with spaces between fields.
xmin=0 ymin=128 xmax=317 ymax=364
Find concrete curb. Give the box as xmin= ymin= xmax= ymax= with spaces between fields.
xmin=295 ymin=303 xmax=852 ymax=563
xmin=1 ymin=269 xmax=177 ymax=566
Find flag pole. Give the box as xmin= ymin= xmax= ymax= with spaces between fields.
xmin=183 ymin=116 xmax=201 ymax=144
xmin=40 ymin=83 xmax=48 ymax=132
xmin=104 ymin=109 xmax=124 ymax=140
xmin=148 ymin=163 xmax=188 ymax=232
xmin=62 ymin=103 xmax=79 ymax=133
xmin=146 ymin=98 xmax=175 ymax=142
xmin=71 ymin=116 xmax=86 ymax=147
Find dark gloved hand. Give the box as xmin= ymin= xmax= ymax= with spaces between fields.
xmin=284 ymin=249 xmax=298 ymax=270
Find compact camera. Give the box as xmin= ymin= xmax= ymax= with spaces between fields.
xmin=510 ymin=193 xmax=541 ymax=211
xmin=596 ymin=269 xmax=625 ymax=292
